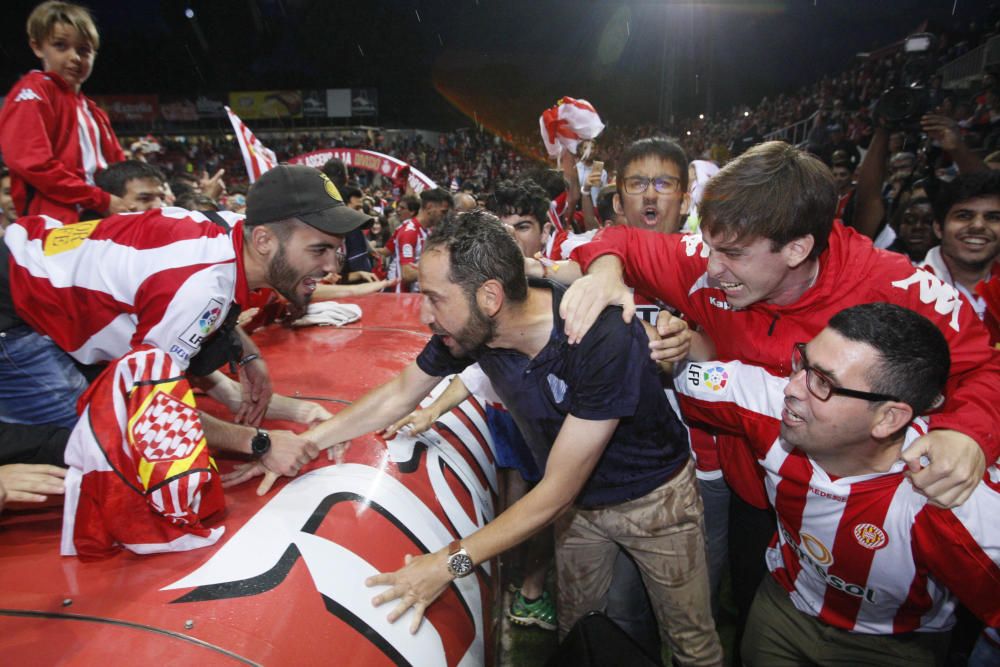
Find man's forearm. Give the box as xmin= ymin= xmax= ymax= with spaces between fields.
xmin=306 ymin=363 xmax=440 ymax=449
xmin=462 ymin=416 xmax=616 ymax=567
xmin=586 ymin=253 xmax=626 ymax=280
xmin=401 ymin=263 xmax=419 ymax=285
xmin=200 ymin=411 xmax=254 ymax=454
xmin=423 ymin=376 xmax=471 ymax=421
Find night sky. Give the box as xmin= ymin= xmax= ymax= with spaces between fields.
xmin=0 ymin=0 xmax=991 ymax=132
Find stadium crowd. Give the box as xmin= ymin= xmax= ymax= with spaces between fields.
xmin=1 ymin=2 xmax=1000 ymax=666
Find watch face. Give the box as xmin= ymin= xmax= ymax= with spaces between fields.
xmin=251 ymin=431 xmax=271 ymax=457
xmin=448 ymin=552 xmax=474 ymax=578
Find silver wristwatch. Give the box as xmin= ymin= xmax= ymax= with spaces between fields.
xmin=446 ymin=540 xmax=474 ymax=578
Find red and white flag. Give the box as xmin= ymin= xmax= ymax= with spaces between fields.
xmin=539 ymin=97 xmax=605 ymax=159
xmin=225 ymin=106 xmax=278 ymax=183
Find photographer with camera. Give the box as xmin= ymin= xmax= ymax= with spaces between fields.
xmin=850 ymin=33 xmax=987 ymax=249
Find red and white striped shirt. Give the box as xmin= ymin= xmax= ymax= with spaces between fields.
xmin=675 ymin=358 xmax=1000 ymax=634
xmin=386 ymin=218 xmax=426 ymax=293
xmin=3 ymin=207 xmax=250 ymax=368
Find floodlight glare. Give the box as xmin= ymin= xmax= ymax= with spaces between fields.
xmin=184 ymin=8 xmax=195 ymax=19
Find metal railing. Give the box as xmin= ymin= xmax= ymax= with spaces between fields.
xmin=940 ymin=35 xmax=1000 ymax=89
xmin=763 ymin=110 xmax=819 ymax=147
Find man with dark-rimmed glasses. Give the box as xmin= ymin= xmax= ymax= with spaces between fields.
xmin=674 ymin=302 xmax=1000 ymax=667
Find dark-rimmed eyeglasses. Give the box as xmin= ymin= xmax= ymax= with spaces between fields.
xmin=622 ymin=175 xmax=682 ymax=195
xmin=791 ymin=343 xmax=899 ymax=403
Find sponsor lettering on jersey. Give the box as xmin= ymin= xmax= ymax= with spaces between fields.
xmin=853 ymin=523 xmax=889 ymax=550
xmin=781 ymin=524 xmax=877 ymax=603
xmin=13 ymin=88 xmax=43 ymax=103
xmin=169 ymin=344 xmax=191 ymax=361
xmin=808 ymin=485 xmax=848 ymax=502
xmin=43 ymin=220 xmax=100 ymax=256
xmin=891 ymin=269 xmax=963 ymax=332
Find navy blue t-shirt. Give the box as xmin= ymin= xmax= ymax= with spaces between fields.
xmin=416 ymin=280 xmax=689 ymax=508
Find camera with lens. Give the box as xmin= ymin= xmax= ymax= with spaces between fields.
xmin=873 ymin=33 xmax=936 ymax=131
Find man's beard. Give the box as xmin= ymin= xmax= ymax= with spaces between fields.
xmin=434 ymin=298 xmax=496 ymax=357
xmin=268 ymin=242 xmax=311 ymax=308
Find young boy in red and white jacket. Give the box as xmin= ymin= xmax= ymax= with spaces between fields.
xmin=0 ymin=1 xmax=126 ymax=224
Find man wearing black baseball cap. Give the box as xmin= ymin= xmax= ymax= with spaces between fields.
xmin=0 ymin=164 xmax=370 ymax=557
xmin=246 ymin=164 xmax=373 ymax=235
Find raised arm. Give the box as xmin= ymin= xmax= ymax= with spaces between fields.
xmin=851 ymin=126 xmax=889 ymax=239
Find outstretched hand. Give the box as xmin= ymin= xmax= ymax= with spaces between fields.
xmin=365 ymin=551 xmax=454 ymax=634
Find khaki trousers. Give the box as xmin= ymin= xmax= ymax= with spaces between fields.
xmin=554 ymin=460 xmax=723 ymax=666
xmin=742 ymin=574 xmax=950 ymax=666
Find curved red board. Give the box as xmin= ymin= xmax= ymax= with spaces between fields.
xmin=0 ymin=293 xmax=496 ymax=666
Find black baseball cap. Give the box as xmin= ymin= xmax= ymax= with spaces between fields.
xmin=245 ymin=164 xmax=372 ymax=234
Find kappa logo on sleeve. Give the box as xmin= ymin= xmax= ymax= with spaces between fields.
xmin=177 ymin=298 xmax=226 ymax=350
xmin=13 ymin=88 xmax=43 ymax=102
xmin=891 ymin=269 xmax=963 ymax=332
xmin=682 ymin=234 xmax=710 ymax=258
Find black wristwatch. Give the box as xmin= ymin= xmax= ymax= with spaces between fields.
xmin=250 ymin=428 xmax=271 ymax=459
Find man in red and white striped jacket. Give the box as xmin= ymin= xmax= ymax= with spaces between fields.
xmin=674 ymin=302 xmax=999 ymax=665
xmin=0 ymin=165 xmax=370 ymax=558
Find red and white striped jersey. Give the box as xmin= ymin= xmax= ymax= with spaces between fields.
xmin=3 ymin=207 xmax=249 ymax=368
xmin=61 ymin=345 xmax=225 ymax=559
xmin=385 ymin=218 xmax=426 ymax=293
xmin=674 ymin=358 xmax=1000 ymax=634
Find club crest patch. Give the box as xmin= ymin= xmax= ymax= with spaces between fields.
xmin=853 ymin=523 xmax=888 ymax=550
xmin=130 ymin=390 xmax=204 ymax=462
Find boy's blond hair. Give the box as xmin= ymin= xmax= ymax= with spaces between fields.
xmin=27 ymin=1 xmax=100 ymax=51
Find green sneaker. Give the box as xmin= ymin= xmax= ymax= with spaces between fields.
xmin=506 ymin=590 xmax=557 ymax=631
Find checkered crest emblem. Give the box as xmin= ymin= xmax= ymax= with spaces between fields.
xmin=130 ymin=390 xmax=205 ymax=462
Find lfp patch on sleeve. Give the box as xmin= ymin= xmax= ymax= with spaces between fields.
xmin=177 ymin=298 xmax=226 ymax=350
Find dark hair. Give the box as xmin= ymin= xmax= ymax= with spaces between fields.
xmin=95 ymin=160 xmax=165 ymax=197
xmin=521 ymin=167 xmax=566 ymax=199
xmin=700 ymin=141 xmax=836 ymax=259
xmin=175 ymin=192 xmax=219 ymax=212
xmin=321 ymin=158 xmax=349 ymax=189
xmin=169 ymin=173 xmax=197 ymax=199
xmin=487 ymin=179 xmax=549 ymax=228
xmin=420 ymin=187 xmax=454 ymax=209
xmin=892 ymin=196 xmax=935 ymax=230
xmin=596 ymin=185 xmax=617 ymax=224
xmin=827 ymin=303 xmax=949 ymax=415
xmin=425 ymin=210 xmax=527 ymax=303
xmin=399 ymin=194 xmax=421 ymax=216
xmin=341 ymin=183 xmax=363 ymax=202
xmin=615 ymin=137 xmax=690 ymax=196
xmin=369 ymin=214 xmax=391 ymax=246
xmin=931 ymin=170 xmax=1000 ymax=224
